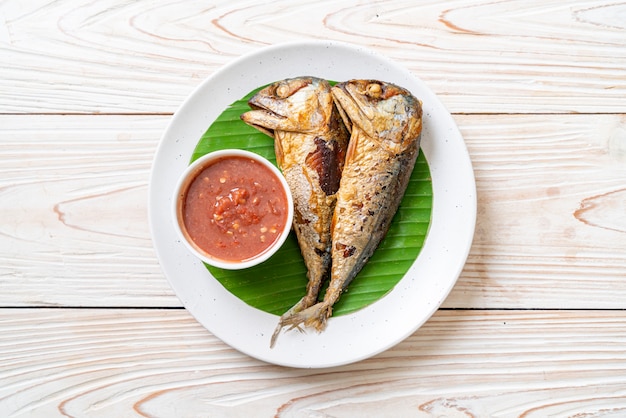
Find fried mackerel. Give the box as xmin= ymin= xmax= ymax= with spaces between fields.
xmin=240 ymin=77 xmax=349 ymax=346
xmin=277 ymin=79 xmax=423 ymax=334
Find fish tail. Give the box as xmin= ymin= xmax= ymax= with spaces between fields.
xmin=270 ymin=296 xmax=308 ymax=348
xmin=270 ymin=266 xmax=329 ymax=347
xmin=269 ymin=301 xmax=334 ymax=347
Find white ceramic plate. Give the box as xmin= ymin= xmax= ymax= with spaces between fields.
xmin=149 ymin=40 xmax=476 ymax=368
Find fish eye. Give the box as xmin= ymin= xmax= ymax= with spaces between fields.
xmin=366 ymin=83 xmax=382 ymax=98
xmin=275 ymin=82 xmax=290 ymax=98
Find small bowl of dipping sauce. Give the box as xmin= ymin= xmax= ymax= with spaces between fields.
xmin=173 ymin=149 xmax=293 ymax=270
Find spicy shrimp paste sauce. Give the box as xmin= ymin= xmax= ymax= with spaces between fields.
xmin=180 ymin=155 xmax=290 ymax=263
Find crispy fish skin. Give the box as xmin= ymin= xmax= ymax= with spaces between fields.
xmin=282 ymin=79 xmax=423 ymax=332
xmin=240 ymin=77 xmax=349 ymax=345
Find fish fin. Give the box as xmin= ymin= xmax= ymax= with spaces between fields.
xmin=343 ymin=131 xmax=360 ymax=166
xmin=274 ymin=137 xmax=285 ymax=167
xmin=333 ymin=95 xmax=352 ymax=134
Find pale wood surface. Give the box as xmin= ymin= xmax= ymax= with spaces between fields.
xmin=1 ymin=0 xmax=624 ymax=114
xmin=2 ymin=309 xmax=626 ymax=417
xmin=1 ymin=0 xmax=625 ymax=416
xmin=2 ymin=113 xmax=625 ymax=309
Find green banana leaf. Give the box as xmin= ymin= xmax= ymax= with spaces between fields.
xmin=190 ymin=86 xmax=433 ymax=317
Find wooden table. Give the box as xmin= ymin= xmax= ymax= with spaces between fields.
xmin=2 ymin=1 xmax=625 ymax=416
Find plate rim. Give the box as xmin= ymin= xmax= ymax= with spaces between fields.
xmin=148 ymin=40 xmax=476 ymax=368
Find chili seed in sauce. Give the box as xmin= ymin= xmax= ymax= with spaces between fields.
xmin=182 ymin=156 xmax=289 ymax=262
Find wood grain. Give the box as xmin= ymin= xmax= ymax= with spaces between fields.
xmin=1 ymin=114 xmax=624 ymax=309
xmin=1 ymin=308 xmax=626 ymax=417
xmin=447 ymin=113 xmax=626 ymax=309
xmin=0 ymin=0 xmax=624 ymax=114
xmin=0 ymin=115 xmax=178 ymax=307
xmin=1 ymin=0 xmax=626 ymax=414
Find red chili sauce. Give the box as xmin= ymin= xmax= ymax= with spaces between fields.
xmin=182 ymin=156 xmax=289 ymax=262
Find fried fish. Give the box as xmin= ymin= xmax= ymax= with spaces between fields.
xmin=278 ymin=79 xmax=423 ymax=333
xmin=240 ymin=77 xmax=349 ymax=346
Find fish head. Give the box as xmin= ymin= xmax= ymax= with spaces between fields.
xmin=241 ymin=77 xmax=334 ymax=137
xmin=331 ymin=80 xmax=422 ymax=154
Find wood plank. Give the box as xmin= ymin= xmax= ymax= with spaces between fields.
xmin=1 ymin=308 xmax=626 ymax=417
xmin=0 ymin=115 xmax=178 ymax=307
xmin=446 ymin=113 xmax=626 ymax=309
xmin=1 ymin=114 xmax=625 ymax=308
xmin=0 ymin=0 xmax=624 ymax=114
